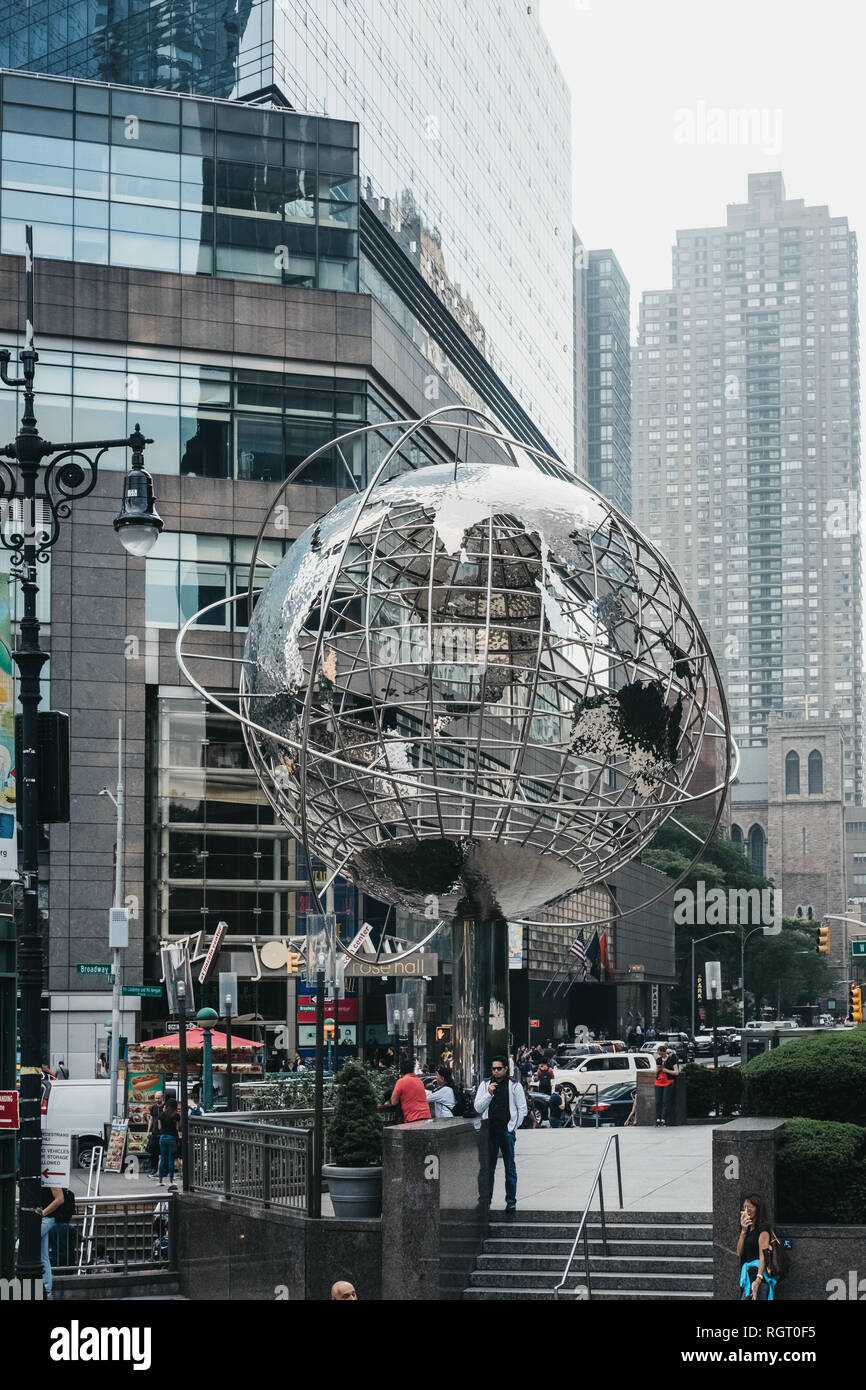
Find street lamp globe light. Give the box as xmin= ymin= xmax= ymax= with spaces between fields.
xmin=113 ymin=425 xmax=164 ymax=557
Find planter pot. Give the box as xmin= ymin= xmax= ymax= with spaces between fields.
xmin=322 ymin=1164 xmax=383 ymax=1219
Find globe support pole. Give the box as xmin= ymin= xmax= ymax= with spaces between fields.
xmin=452 ymin=915 xmax=510 ymax=1097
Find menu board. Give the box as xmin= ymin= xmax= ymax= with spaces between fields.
xmin=127 ymin=1065 xmax=165 ymax=1165
xmin=104 ymin=1119 xmax=129 ymax=1172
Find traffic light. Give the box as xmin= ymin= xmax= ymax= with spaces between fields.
xmin=851 ymin=984 xmax=863 ymax=1024
xmin=817 ymin=924 xmax=831 ymax=955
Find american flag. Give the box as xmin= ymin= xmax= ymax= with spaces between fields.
xmin=569 ymin=932 xmax=587 ymax=978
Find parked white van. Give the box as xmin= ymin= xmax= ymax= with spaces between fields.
xmin=44 ymin=1079 xmax=112 ymax=1170
xmin=554 ymin=1051 xmax=656 ymax=1102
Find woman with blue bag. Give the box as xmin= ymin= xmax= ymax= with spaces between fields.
xmin=737 ymin=1193 xmax=776 ymax=1300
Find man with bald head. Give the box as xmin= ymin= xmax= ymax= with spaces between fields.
xmin=331 ymin=1280 xmax=357 ymax=1300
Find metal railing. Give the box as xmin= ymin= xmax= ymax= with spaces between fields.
xmin=573 ymin=1083 xmax=602 ymax=1128
xmin=51 ymin=1193 xmax=176 ymax=1277
xmin=189 ymin=1115 xmax=318 ymax=1215
xmin=553 ymin=1132 xmax=624 ymax=1300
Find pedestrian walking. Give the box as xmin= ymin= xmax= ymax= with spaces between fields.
xmin=55 ymin=1059 xmax=69 ymax=1080
xmin=96 ymin=1052 xmax=109 ymax=1078
xmin=425 ymin=1064 xmax=457 ymax=1118
xmin=157 ymin=1097 xmax=182 ymax=1185
xmin=380 ymin=1059 xmax=431 ymax=1123
xmin=474 ymin=1057 xmax=527 ymax=1213
xmin=737 ymin=1194 xmax=775 ymax=1301
xmin=653 ymin=1045 xmax=678 ymax=1125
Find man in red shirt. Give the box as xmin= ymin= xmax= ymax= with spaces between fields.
xmin=382 ymin=1060 xmax=432 ymax=1123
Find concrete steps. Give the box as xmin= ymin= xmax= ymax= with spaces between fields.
xmin=463 ymin=1210 xmax=714 ymax=1301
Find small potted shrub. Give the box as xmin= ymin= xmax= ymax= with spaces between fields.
xmin=322 ymin=1061 xmax=383 ymax=1218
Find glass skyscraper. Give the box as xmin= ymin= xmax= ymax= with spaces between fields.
xmin=0 ymin=0 xmax=575 ymax=461
xmin=632 ymin=173 xmax=862 ymax=802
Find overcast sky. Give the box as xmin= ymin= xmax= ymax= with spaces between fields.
xmin=540 ymin=0 xmax=862 ymax=336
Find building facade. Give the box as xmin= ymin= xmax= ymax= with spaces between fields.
xmin=586 ymin=248 xmax=631 ymax=515
xmin=632 ymin=173 xmax=862 ymax=803
xmin=0 ymin=0 xmax=575 ymax=462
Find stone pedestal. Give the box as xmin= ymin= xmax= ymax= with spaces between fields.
xmin=381 ymin=1117 xmax=488 ymax=1300
xmin=712 ymin=1117 xmax=786 ymax=1300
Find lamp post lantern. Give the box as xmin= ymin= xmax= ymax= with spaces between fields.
xmin=197 ymin=1008 xmax=219 ymax=1112
xmin=3 ymin=229 xmax=161 ymax=1281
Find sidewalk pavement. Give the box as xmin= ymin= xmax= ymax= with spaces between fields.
xmin=495 ymin=1122 xmax=722 ymax=1212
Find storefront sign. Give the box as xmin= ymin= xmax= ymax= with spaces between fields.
xmin=297 ymin=998 xmax=358 ymax=1023
xmin=343 ymin=952 xmax=437 ymax=978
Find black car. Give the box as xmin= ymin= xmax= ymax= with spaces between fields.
xmin=576 ymin=1081 xmax=636 ymax=1127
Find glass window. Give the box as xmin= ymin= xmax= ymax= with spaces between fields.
xmin=785 ymin=750 xmax=800 ymax=795
xmin=180 ymin=413 xmax=230 ymax=479
xmin=236 ymin=415 xmax=284 ymax=482
xmin=2 ymin=188 xmax=71 ymax=224
xmin=128 ymin=404 xmax=179 ymax=475
xmin=73 ymin=226 xmax=108 ymax=264
xmin=75 ymin=115 xmax=109 ymax=145
xmin=2 ymin=159 xmax=73 ymax=196
xmin=2 ymin=105 xmax=72 ymax=138
xmin=110 ymin=174 xmax=179 ymax=210
xmin=179 ymin=560 xmax=229 ymax=629
xmin=111 ymin=231 xmax=179 ymax=272
xmin=146 ymin=558 xmax=181 ymax=627
xmin=808 ymin=750 xmax=823 ymax=795
xmin=72 ymin=396 xmax=125 ymax=443
xmin=2 ymin=131 xmax=72 ymax=165
xmin=74 ymin=198 xmax=109 ymax=229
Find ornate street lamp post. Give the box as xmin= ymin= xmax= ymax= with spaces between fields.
xmin=3 ymin=229 xmax=162 ymax=1281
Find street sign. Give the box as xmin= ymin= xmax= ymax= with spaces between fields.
xmin=852 ymin=941 xmax=866 ymax=957
xmin=76 ymin=963 xmax=111 ymax=976
xmin=529 ymin=1018 xmax=541 ymax=1029
xmin=122 ymin=984 xmax=163 ymax=997
xmin=41 ymin=1130 xmax=71 ymax=1184
xmin=0 ymin=1091 xmax=19 ymax=1130
xmin=163 ymin=1022 xmax=181 ymax=1033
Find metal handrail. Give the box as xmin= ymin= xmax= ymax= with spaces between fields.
xmin=553 ymin=1131 xmax=624 ymax=1300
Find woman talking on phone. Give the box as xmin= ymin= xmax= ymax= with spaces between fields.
xmin=737 ymin=1193 xmax=776 ymax=1300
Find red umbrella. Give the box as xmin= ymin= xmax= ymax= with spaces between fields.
xmin=143 ymin=1028 xmax=260 ymax=1049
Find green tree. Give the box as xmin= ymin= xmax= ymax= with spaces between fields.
xmin=745 ymin=918 xmax=835 ymax=1017
xmin=641 ymin=816 xmax=832 ymax=1026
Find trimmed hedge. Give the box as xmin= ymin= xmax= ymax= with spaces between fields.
xmin=683 ymin=1063 xmax=743 ymax=1117
xmin=777 ymin=1118 xmax=866 ymax=1224
xmin=742 ymin=1030 xmax=866 ymax=1125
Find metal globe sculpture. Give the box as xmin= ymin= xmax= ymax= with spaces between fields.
xmin=236 ymin=421 xmax=733 ymax=924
